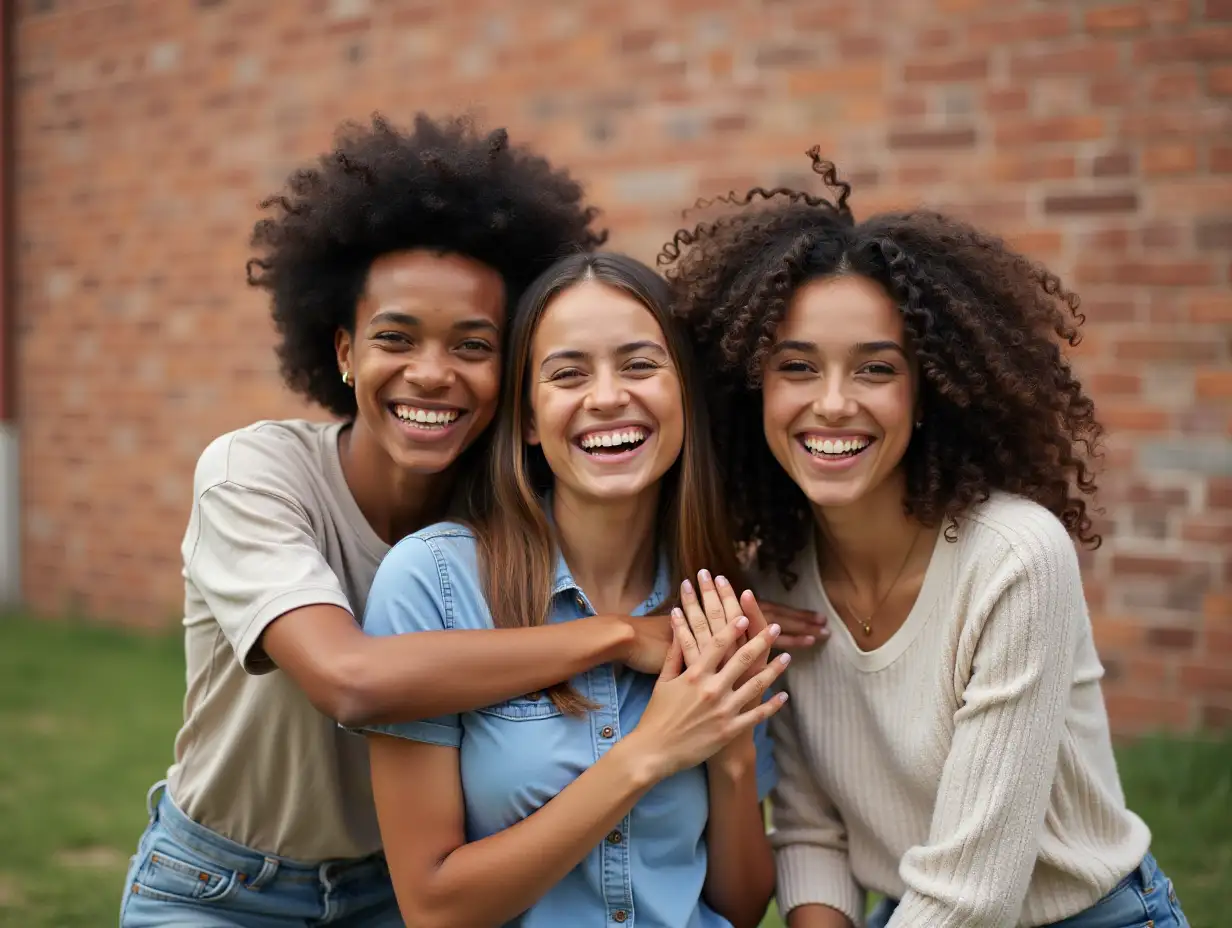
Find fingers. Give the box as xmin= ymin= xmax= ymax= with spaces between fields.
xmin=658 ymin=627 xmax=684 ymax=681
xmin=670 ymin=608 xmax=703 ymax=669
xmin=731 ymin=651 xmax=792 ymax=709
xmin=738 ymin=589 xmax=768 ymax=636
xmin=694 ymin=613 xmax=750 ymax=672
xmin=759 ymin=599 xmax=829 ymax=649
xmin=679 ymin=578 xmax=714 ymax=652
xmin=695 ymin=570 xmax=730 ymax=644
xmin=731 ymin=685 xmax=791 ymax=733
xmin=712 ymin=574 xmax=745 ymax=628
xmin=715 ymin=621 xmax=781 ymax=687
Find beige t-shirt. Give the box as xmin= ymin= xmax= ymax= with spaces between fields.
xmin=166 ymin=419 xmax=390 ymax=861
xmin=760 ymin=493 xmax=1151 ymax=927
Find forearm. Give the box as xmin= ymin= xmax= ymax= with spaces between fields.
xmin=703 ymin=740 xmax=776 ymax=928
xmin=397 ymin=736 xmax=660 ymax=928
xmin=264 ymin=605 xmax=633 ymax=727
xmin=787 ymin=904 xmax=856 ymax=928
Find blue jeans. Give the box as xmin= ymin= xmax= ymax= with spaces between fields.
xmin=868 ymin=853 xmax=1188 ymax=928
xmin=119 ymin=781 xmax=403 ymax=927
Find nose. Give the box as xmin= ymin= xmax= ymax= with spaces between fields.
xmin=812 ymin=372 xmax=856 ymax=421
xmin=402 ymin=345 xmax=455 ymax=392
xmin=585 ymin=366 xmax=629 ymax=411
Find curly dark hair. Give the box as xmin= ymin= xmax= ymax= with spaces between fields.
xmin=659 ymin=148 xmax=1103 ymax=586
xmin=246 ymin=113 xmax=607 ymax=417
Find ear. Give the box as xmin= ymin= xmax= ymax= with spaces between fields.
xmin=335 ymin=328 xmax=353 ymax=378
xmin=523 ymin=411 xmax=540 ymax=446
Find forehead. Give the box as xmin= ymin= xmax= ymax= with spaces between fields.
xmin=362 ymin=249 xmax=506 ymax=317
xmin=779 ymin=274 xmax=902 ymax=344
xmin=533 ymin=282 xmax=666 ymax=355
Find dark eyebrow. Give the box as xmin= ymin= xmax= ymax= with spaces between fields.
xmin=540 ymin=349 xmax=588 ymax=370
xmin=617 ymin=340 xmax=667 ymax=355
xmin=769 ymin=339 xmax=907 ymax=358
xmin=768 ymin=339 xmax=817 ymax=357
xmin=852 ymin=340 xmax=907 ymax=358
xmin=367 ymin=310 xmax=499 ymax=335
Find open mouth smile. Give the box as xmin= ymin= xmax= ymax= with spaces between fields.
xmin=575 ymin=426 xmax=651 ymax=460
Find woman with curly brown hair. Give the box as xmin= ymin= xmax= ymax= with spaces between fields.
xmin=662 ymin=153 xmax=1189 ymax=928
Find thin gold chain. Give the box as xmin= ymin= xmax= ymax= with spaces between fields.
xmin=828 ymin=525 xmax=923 ymax=637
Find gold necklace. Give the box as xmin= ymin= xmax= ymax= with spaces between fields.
xmin=828 ymin=525 xmax=923 ymax=637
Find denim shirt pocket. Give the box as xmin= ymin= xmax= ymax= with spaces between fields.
xmin=476 ymin=693 xmax=564 ymax=722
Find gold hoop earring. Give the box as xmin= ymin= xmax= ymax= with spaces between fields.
xmin=341 ymin=371 xmax=352 ymax=387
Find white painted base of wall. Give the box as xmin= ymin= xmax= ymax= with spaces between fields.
xmin=0 ymin=424 xmax=19 ymax=606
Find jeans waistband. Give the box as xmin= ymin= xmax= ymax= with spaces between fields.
xmin=147 ymin=780 xmax=388 ymax=882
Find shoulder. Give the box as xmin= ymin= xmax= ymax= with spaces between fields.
xmin=954 ymin=492 xmax=1082 ymax=586
xmin=366 ymin=522 xmax=488 ymax=634
xmin=193 ymin=419 xmax=338 ymax=498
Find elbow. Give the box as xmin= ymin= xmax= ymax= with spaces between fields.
xmin=323 ymin=651 xmax=382 ymax=729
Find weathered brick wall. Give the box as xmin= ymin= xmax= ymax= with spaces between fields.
xmin=12 ymin=0 xmax=1231 ymax=732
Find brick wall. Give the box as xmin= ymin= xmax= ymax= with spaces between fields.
xmin=12 ymin=0 xmax=1231 ymax=733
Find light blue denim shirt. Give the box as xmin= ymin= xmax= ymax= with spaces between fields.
xmin=359 ymin=521 xmax=778 ymax=928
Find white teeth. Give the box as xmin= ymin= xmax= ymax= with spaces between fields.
xmin=804 ymin=436 xmax=871 ymax=457
xmin=580 ymin=428 xmax=647 ymax=450
xmin=393 ymin=405 xmax=459 ymax=428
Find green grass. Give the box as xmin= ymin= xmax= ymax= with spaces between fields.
xmin=0 ymin=616 xmax=1227 ymax=928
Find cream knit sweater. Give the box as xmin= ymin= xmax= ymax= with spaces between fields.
xmin=760 ymin=493 xmax=1151 ymax=928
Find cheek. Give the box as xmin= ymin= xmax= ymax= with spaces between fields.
xmin=469 ymin=362 xmax=503 ymax=413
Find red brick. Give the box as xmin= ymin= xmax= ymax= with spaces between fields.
xmin=1196 ymin=371 xmax=1232 ymax=398
xmin=1102 ymin=406 xmax=1171 ymax=432
xmin=1104 ymin=692 xmax=1192 ymax=731
xmin=1188 ymin=292 xmax=1232 ymax=323
xmin=887 ymin=127 xmax=977 ymax=150
xmin=1091 ymin=151 xmax=1134 ymax=177
xmin=991 ymin=154 xmax=1076 ymax=182
xmin=1042 ymin=192 xmax=1138 ymax=215
xmin=1201 ymin=702 xmax=1232 ymax=729
xmin=1210 ymin=479 xmax=1232 ymax=509
xmin=1207 ymin=0 xmax=1232 ymax=18
xmin=1114 ymin=336 xmax=1220 ymax=361
xmin=1085 ymin=3 xmax=1149 ymax=33
xmin=1012 ymin=43 xmax=1121 ymax=78
xmin=1206 ymin=593 xmax=1232 ymax=620
xmin=1115 ymin=260 xmax=1217 ymax=287
xmin=1180 ymin=662 xmax=1232 ymax=694
xmin=1181 ymin=518 xmax=1232 ymax=545
xmin=902 ymin=55 xmax=989 ymax=82
xmin=1212 ymin=65 xmax=1232 ymax=96
xmin=1145 ymin=625 xmax=1200 ymax=649
xmin=1089 ymin=77 xmax=1137 ymax=106
xmin=1148 ymin=69 xmax=1202 ymax=102
xmin=967 ymin=11 xmax=1073 ymax=46
xmin=1134 ymin=27 xmax=1232 ymax=64
xmin=996 ymin=115 xmax=1106 ymax=146
xmin=985 ymin=88 xmax=1030 ymax=113
xmin=1143 ymin=143 xmax=1199 ymax=175
xmin=1211 ymin=145 xmax=1232 ymax=172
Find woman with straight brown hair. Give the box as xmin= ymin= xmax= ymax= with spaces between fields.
xmin=354 ymin=252 xmax=789 ymax=928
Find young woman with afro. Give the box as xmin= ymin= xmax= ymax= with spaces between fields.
xmin=662 ymin=152 xmax=1189 ymax=928
xmin=118 ymin=113 xmax=680 ymax=927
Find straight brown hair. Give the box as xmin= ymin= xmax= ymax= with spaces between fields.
xmin=465 ymin=252 xmax=743 ymax=714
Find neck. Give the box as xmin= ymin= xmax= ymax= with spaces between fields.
xmin=814 ymin=470 xmax=923 ymax=584
xmin=552 ymin=484 xmax=660 ymax=616
xmin=338 ymin=419 xmax=455 ymax=544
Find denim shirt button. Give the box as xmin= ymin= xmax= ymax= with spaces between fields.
xmin=607 ymin=829 xmax=623 ymax=845
xmin=600 ymin=726 xmax=614 ymax=739
xmin=575 ymin=593 xmax=586 ymax=609
xmin=613 ymin=911 xmax=628 ymax=922
xmin=526 ymin=692 xmax=542 ymax=701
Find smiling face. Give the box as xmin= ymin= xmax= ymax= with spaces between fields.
xmin=525 ymin=281 xmax=684 ymax=505
xmin=336 ymin=249 xmax=506 ymax=474
xmin=761 ymin=273 xmax=919 ymax=513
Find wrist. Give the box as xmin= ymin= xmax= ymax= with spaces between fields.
xmin=610 ymin=729 xmax=672 ymax=789
xmin=709 ymin=734 xmax=757 ymax=782
xmin=589 ymin=614 xmax=637 ymax=664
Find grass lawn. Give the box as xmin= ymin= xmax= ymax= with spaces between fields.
xmin=0 ymin=615 xmax=1227 ymax=928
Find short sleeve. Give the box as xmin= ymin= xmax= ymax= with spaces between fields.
xmin=753 ymin=708 xmax=780 ymax=802
xmin=356 ymin=536 xmax=462 ymax=748
xmin=184 ymin=432 xmax=352 ymax=674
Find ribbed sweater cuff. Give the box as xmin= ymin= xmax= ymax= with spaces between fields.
xmin=775 ymin=844 xmax=865 ymax=925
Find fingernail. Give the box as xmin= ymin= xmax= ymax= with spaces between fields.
xmin=698 ymin=569 xmax=711 ymax=583
xmin=804 ymin=635 xmax=816 ymax=645
xmin=671 ymin=608 xmax=683 ymax=622
xmin=768 ymin=624 xmax=781 ymax=638
xmin=735 ymin=616 xmax=749 ymax=631
xmin=682 ymin=580 xmax=693 ymax=595
xmin=715 ymin=575 xmax=729 ymax=588
xmin=778 ymin=692 xmax=790 ymax=703
xmin=819 ymin=628 xmax=830 ymax=637
xmin=778 ymin=653 xmax=792 ymax=665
